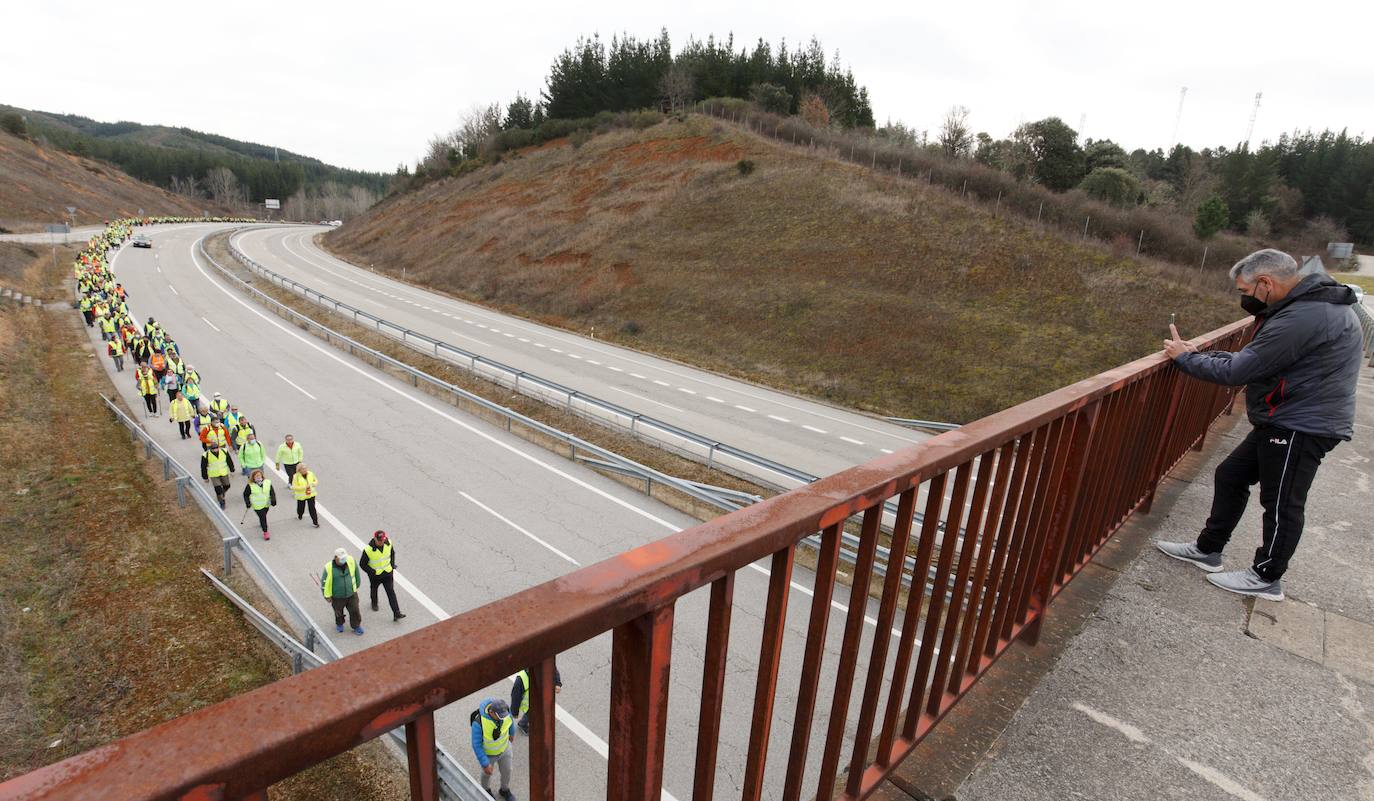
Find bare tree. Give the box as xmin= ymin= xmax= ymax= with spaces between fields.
xmin=170 ymin=175 xmax=200 ymax=197
xmin=938 ymin=105 xmax=973 ymax=159
xmin=204 ymin=167 xmax=245 ymax=206
xmin=453 ymin=103 xmax=504 ymax=161
xmin=659 ymin=64 xmax=695 ymax=113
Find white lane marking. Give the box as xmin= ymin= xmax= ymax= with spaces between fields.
xmin=460 ymin=491 xmax=580 ymax=566
xmin=156 ymin=265 xmax=162 ymax=273
xmin=1070 ymin=703 xmax=1266 ymax=801
xmin=518 ymin=337 xmax=530 ymax=343
xmin=652 ymin=379 xmax=670 ymax=387
xmin=200 ymin=316 xmax=219 ymax=331
xmin=629 ymin=373 xmax=646 ymax=379
xmin=840 ymin=436 xmax=866 ymax=445
xmin=607 ymin=365 xmax=623 ymax=372
xmin=880 ymin=448 xmax=894 ymax=454
xmin=169 ymin=284 xmax=179 ymax=295
xmin=274 ymin=371 xmax=318 ymax=400
xmin=677 ymin=387 xmax=697 ymax=395
xmin=767 ymin=414 xmax=791 ymax=423
xmin=451 ymin=331 xmax=491 ymax=347
xmin=585 ymin=359 xmax=600 ymax=365
xmin=1071 ymin=703 xmax=1148 ymax=744
xmin=735 ymin=405 xmax=757 ymax=412
xmin=802 ymin=425 xmax=828 ymax=434
xmin=285 ymin=236 xmax=922 ymax=446
xmin=604 ymin=386 xmax=686 ymax=413
xmin=1176 ymin=759 xmax=1267 ymax=801
xmin=550 ymin=347 xmax=563 ymax=353
xmin=489 ymin=328 xmax=501 ymax=334
xmin=568 ymin=353 xmax=582 ymax=359
xmin=535 ymin=343 xmax=546 ymax=348
xmin=706 ymin=396 xmax=723 ymax=403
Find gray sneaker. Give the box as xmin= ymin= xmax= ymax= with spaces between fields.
xmin=1207 ymin=568 xmax=1284 ymax=602
xmin=1155 ymin=541 xmax=1224 ymax=572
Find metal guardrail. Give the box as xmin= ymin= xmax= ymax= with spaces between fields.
xmin=226 ymin=228 xmax=815 ymax=490
xmin=884 ymin=417 xmax=961 ymax=432
xmin=201 ymin=234 xmax=764 ymax=518
xmin=221 ymin=228 xmax=944 ymax=586
xmin=11 ymin=312 xmax=1253 ymax=801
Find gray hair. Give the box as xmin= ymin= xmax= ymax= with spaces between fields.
xmin=1229 ymin=248 xmax=1298 ymax=282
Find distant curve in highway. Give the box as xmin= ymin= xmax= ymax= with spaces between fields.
xmin=232 ymin=226 xmax=933 ymax=486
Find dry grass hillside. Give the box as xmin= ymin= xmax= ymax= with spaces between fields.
xmin=325 ymin=117 xmax=1237 ymax=422
xmin=0 ymin=129 xmax=215 ymax=232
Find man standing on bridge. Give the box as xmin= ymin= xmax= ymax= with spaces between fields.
xmin=1159 ymin=249 xmax=1362 ymax=601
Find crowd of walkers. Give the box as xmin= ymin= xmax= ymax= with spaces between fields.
xmin=77 ymin=217 xmax=564 ymax=797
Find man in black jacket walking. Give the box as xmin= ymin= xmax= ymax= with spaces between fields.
xmin=1158 ymin=249 xmax=1363 ymax=601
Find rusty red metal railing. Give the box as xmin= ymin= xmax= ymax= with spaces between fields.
xmin=0 ymin=318 xmax=1254 ymax=801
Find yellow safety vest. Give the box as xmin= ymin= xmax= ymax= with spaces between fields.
xmin=480 ymin=711 xmax=512 ymax=756
xmin=210 ymin=398 xmax=229 ymax=416
xmin=235 ymin=425 xmax=254 ymax=448
xmin=136 ymin=369 xmax=157 ymax=394
xmin=277 ymin=441 xmax=302 ymax=465
xmin=169 ymin=397 xmax=193 ymax=422
xmin=204 ymin=426 xmax=229 ymax=449
xmin=292 ymin=471 xmax=317 ymax=500
xmin=515 ymin=670 xmax=531 ymax=716
xmin=363 ymin=542 xmax=393 ymax=574
xmin=206 ymin=450 xmax=230 ymax=478
xmin=248 ymin=479 xmax=272 ymax=510
xmin=322 ymin=557 xmax=359 ymax=597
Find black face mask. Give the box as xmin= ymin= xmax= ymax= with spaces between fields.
xmin=1240 ymin=281 xmax=1270 ymax=316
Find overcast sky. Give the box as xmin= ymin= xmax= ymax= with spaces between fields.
xmin=5 ymin=0 xmax=1370 ymax=173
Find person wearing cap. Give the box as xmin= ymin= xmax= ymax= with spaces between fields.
xmin=209 ymin=392 xmax=230 ymax=418
xmin=169 ymin=392 xmax=195 ymax=439
xmin=510 ymin=660 xmax=562 ymax=736
xmin=231 ymin=413 xmax=252 ymax=450
xmin=135 ymin=361 xmax=159 ymax=417
xmin=292 ymin=464 xmax=319 ymax=527
xmin=321 ymin=548 xmax=363 ymax=635
xmin=470 ymin=698 xmax=517 ymax=800
xmin=238 ymin=429 xmax=266 ymax=477
xmin=360 ymin=531 xmax=406 ymax=621
xmin=276 ymin=434 xmax=303 ymax=481
xmin=181 ymin=368 xmax=202 ymax=413
xmin=242 ymin=469 xmax=277 ymax=540
xmin=200 ymin=442 xmax=235 ymax=509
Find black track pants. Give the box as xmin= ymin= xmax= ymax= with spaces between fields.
xmin=1197 ymin=425 xmax=1338 ymax=581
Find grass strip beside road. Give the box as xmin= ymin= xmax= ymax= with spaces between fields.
xmin=0 ymin=246 xmax=406 ymax=798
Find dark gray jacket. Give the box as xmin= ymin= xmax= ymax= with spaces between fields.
xmin=1174 ymin=273 xmax=1362 ymax=440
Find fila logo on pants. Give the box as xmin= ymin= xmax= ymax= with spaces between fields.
xmin=1269 ymin=438 xmax=1289 ymax=445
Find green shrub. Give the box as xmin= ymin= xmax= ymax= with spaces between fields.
xmin=737 ymin=159 xmax=756 ymax=176
xmin=1193 ymin=195 xmax=1230 ymax=239
xmin=569 ymin=129 xmax=592 ymax=149
xmin=0 ymin=112 xmax=27 ymax=139
xmin=632 ymin=111 xmax=664 ymax=130
xmin=1078 ymin=167 xmax=1140 ymax=208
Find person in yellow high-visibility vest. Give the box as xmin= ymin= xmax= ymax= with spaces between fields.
xmin=199 ymin=442 xmax=235 ymax=509
xmin=470 ymin=699 xmax=516 ymax=800
xmin=321 ymin=548 xmax=363 ymax=635
xmin=510 ymin=661 xmax=562 ymax=736
xmin=292 ymin=464 xmax=319 ymax=527
xmin=359 ymin=530 xmax=406 ymax=621
xmin=242 ymin=469 xmax=277 ymax=540
xmin=135 ymin=362 xmax=159 ymax=417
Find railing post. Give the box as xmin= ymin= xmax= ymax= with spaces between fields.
xmin=176 ymin=477 xmax=188 ymax=507
xmin=607 ymin=604 xmax=674 ymax=801
xmin=529 ymin=657 xmax=558 ymax=801
xmin=1141 ymin=369 xmax=1186 ymax=514
xmin=223 ymin=538 xmax=233 ymax=576
xmin=1024 ymin=402 xmax=1100 ymax=644
xmin=405 ymin=710 xmax=439 ymax=801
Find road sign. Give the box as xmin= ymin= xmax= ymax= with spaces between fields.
xmin=265 ymin=199 xmax=281 ymax=210
xmin=65 ymin=206 xmax=76 ymax=215
xmin=46 ymin=223 xmax=70 ymax=234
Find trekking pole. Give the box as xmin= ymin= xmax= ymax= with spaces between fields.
xmin=240 ymin=506 xmax=249 ymax=525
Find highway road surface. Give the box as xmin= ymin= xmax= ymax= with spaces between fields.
xmin=231 ymin=225 xmax=934 ymax=488
xmin=89 ymin=223 xmax=923 ymax=800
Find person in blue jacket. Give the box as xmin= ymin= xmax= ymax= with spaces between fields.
xmin=471 ymin=698 xmax=517 ymax=800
